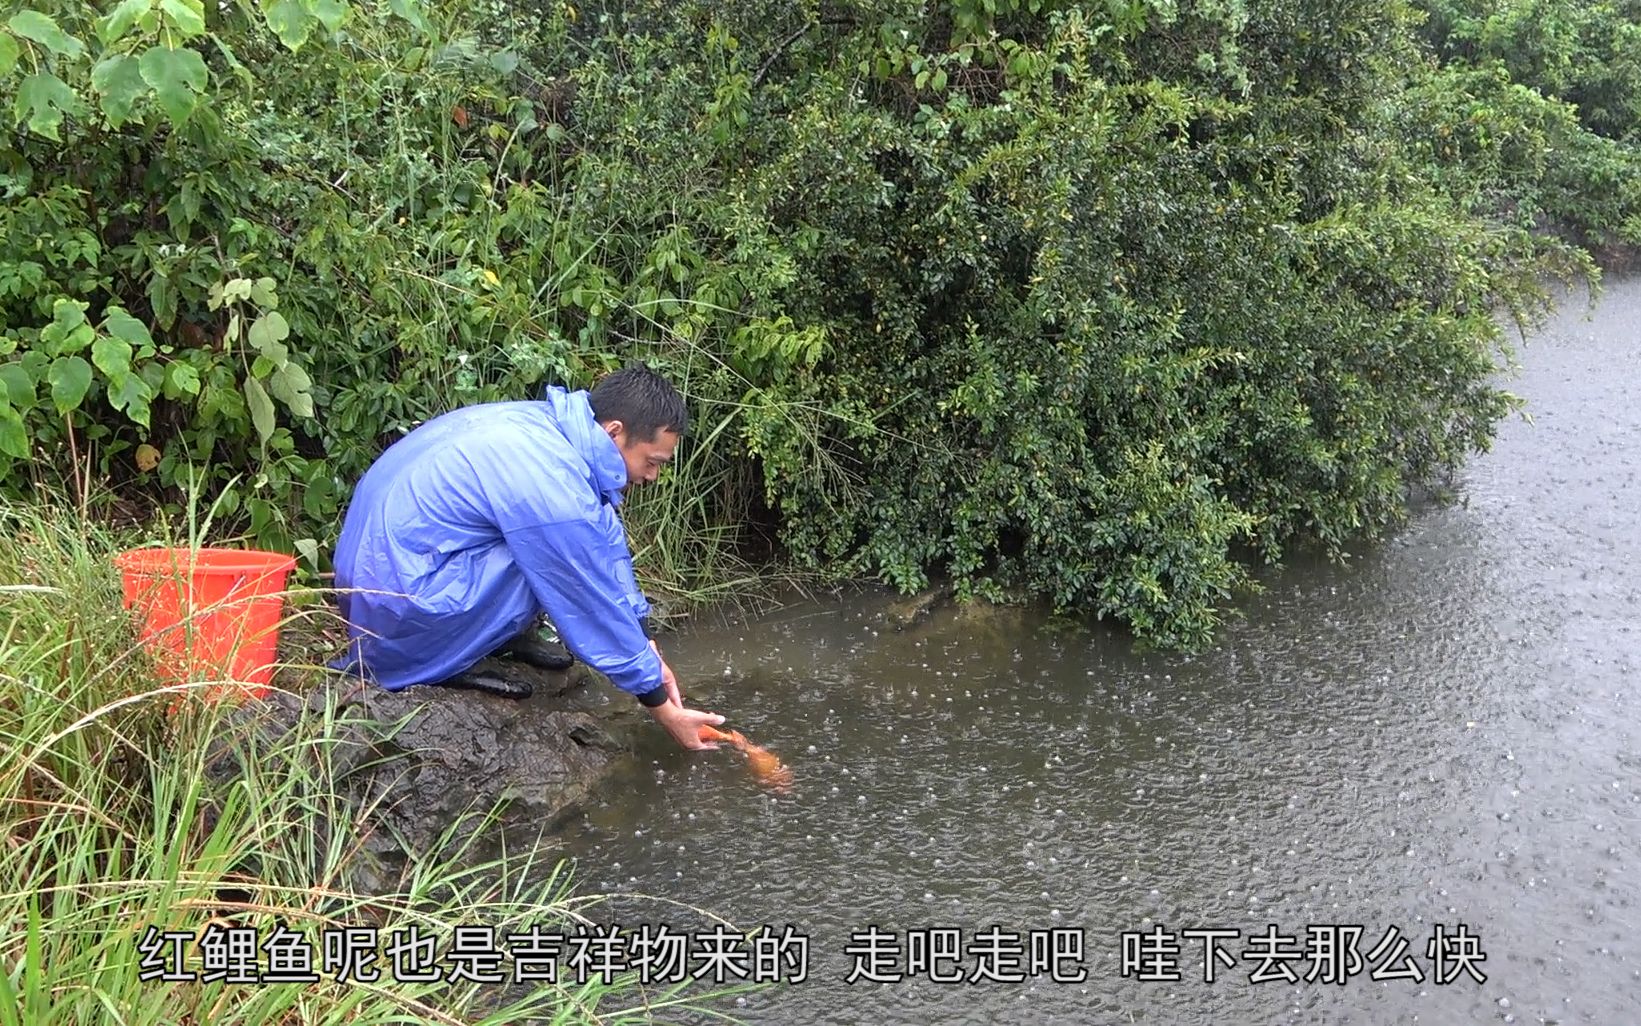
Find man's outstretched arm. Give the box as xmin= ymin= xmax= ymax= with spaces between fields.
xmin=500 ymin=516 xmax=722 ymax=749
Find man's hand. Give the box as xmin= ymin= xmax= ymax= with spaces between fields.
xmin=648 ymin=700 xmax=726 ymax=751
xmin=651 ymin=639 xmax=682 ymax=706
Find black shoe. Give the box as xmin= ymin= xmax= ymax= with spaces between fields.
xmin=496 ymin=632 xmax=574 ymax=671
xmin=439 ymin=668 xmax=533 ymax=700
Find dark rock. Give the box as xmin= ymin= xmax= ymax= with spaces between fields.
xmin=208 ymin=659 xmax=644 ymax=891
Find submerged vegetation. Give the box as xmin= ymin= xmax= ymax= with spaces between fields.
xmin=1 ymin=1 xmax=1636 ymax=639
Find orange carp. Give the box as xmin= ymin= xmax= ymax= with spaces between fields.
xmin=698 ymin=724 xmax=794 ymax=792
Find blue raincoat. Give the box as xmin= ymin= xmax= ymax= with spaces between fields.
xmin=331 ymin=388 xmax=661 ymax=695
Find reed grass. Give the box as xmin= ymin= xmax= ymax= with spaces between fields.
xmin=0 ymin=501 xmax=753 ymax=1024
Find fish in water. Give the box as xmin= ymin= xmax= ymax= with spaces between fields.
xmin=699 ymin=724 xmax=795 ymax=792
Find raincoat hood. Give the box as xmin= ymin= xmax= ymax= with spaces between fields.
xmin=543 ymin=385 xmax=627 ymax=507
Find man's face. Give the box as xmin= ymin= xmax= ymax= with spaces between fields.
xmin=604 ymin=422 xmax=679 ymax=489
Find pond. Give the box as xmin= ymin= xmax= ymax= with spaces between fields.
xmin=543 ymin=277 xmax=1640 ymax=1025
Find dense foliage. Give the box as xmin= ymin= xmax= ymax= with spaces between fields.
xmin=1 ymin=0 xmax=1632 ymax=647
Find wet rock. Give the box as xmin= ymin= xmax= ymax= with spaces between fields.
xmin=883 ymin=582 xmax=957 ymax=629
xmin=208 ymin=658 xmax=645 ymax=888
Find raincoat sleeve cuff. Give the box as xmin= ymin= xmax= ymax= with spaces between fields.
xmin=636 ymin=685 xmax=668 ymax=708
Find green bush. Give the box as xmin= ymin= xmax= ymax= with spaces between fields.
xmin=1412 ymin=0 xmax=1641 ymax=245
xmin=0 ymin=0 xmax=1611 ymax=648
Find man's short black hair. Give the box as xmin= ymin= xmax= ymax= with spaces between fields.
xmin=588 ymin=364 xmax=689 ymax=441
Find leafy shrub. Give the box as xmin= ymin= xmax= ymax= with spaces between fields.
xmin=0 ymin=0 xmax=1610 ymax=647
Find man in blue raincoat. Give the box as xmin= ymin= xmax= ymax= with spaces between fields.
xmin=332 ymin=365 xmax=725 ymax=751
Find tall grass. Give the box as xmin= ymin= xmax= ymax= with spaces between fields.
xmin=0 ymin=502 xmax=752 ymax=1024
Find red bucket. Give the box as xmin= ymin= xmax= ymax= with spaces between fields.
xmin=114 ymin=547 xmax=296 ymax=701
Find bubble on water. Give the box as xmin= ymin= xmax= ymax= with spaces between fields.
xmin=1497 ymin=998 xmax=1511 ymax=1009
xmin=808 ymin=745 xmax=818 ymax=754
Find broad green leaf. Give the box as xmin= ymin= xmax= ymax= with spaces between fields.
xmin=247 ymin=311 xmax=290 ymax=355
xmin=0 ymin=33 xmax=18 ymax=77
xmin=389 ymin=0 xmax=429 ymax=34
xmin=91 ymin=336 xmax=133 ymax=379
xmin=159 ymin=0 xmax=205 ymax=38
xmin=489 ymin=50 xmax=519 ymax=76
xmin=7 ymin=11 xmax=84 ymax=59
xmin=98 ymin=0 xmax=153 ymax=45
xmin=107 ymin=372 xmax=153 ymax=427
xmin=311 ymin=0 xmax=348 ymax=34
xmin=248 ymin=277 xmax=278 ymax=309
xmin=267 ymin=362 xmax=313 ymax=418
xmin=244 ymin=375 xmax=275 ymax=442
xmin=0 ymin=407 xmax=27 ymax=460
xmin=138 ymin=45 xmax=207 ymax=125
xmin=294 ymin=537 xmax=319 ymax=566
xmin=40 ymin=300 xmax=92 ymax=355
xmin=261 ymin=0 xmax=313 ymax=50
xmin=14 ymin=73 xmax=84 ymax=142
xmin=224 ymin=278 xmax=252 ymax=303
xmin=91 ymin=53 xmax=147 ymax=128
xmin=104 ymin=307 xmax=155 ymax=355
xmin=0 ymin=364 xmax=34 ymax=411
xmin=164 ymin=361 xmax=200 ymax=398
xmin=48 ymin=356 xmax=92 ymax=414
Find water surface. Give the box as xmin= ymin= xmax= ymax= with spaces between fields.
xmin=545 ymin=278 xmax=1641 ymax=1025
